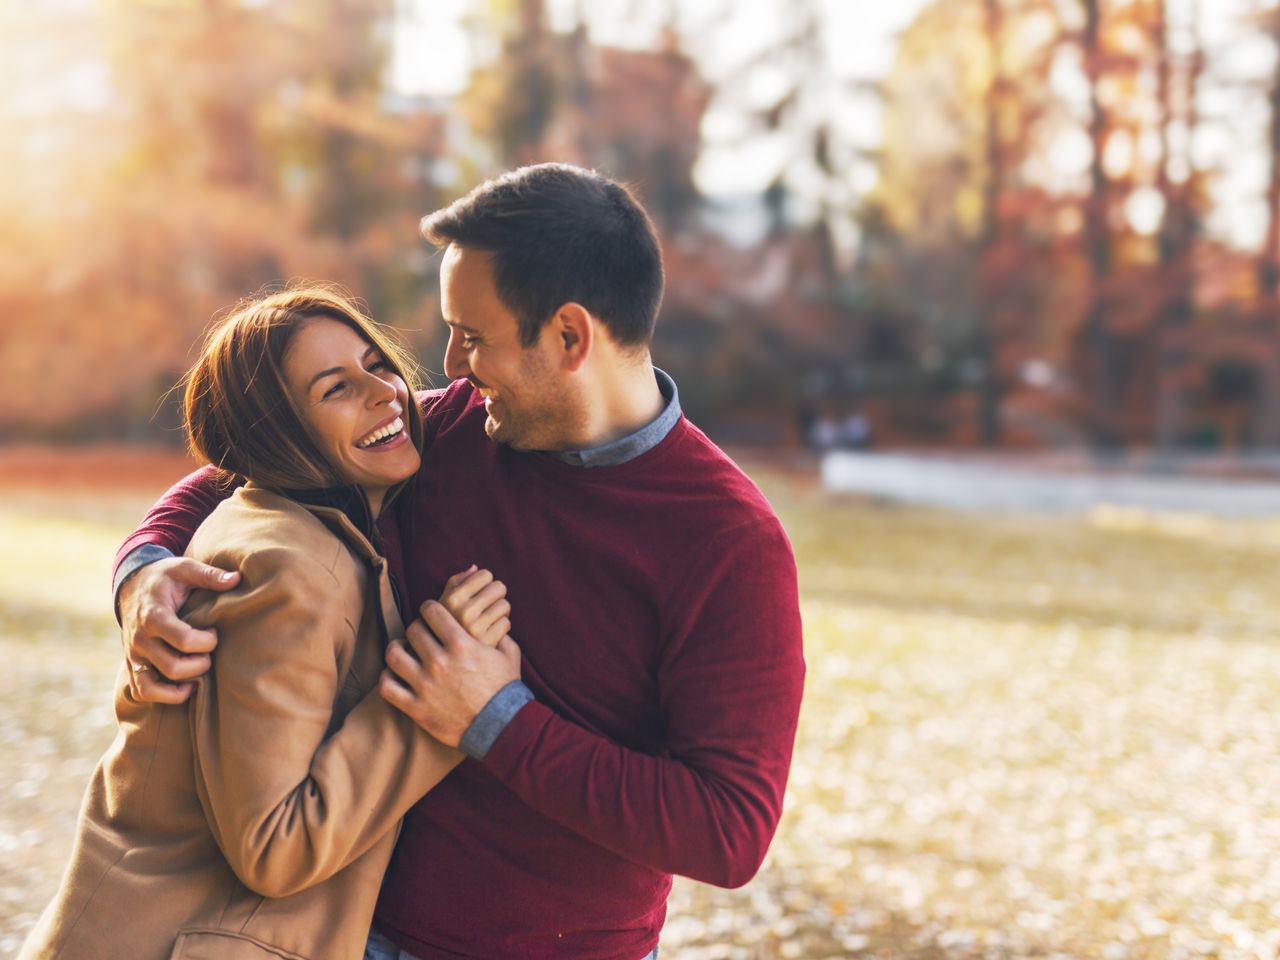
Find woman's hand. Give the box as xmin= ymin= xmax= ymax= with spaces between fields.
xmin=437 ymin=566 xmax=511 ymax=649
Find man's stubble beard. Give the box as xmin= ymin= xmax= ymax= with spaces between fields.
xmin=483 ymin=350 xmax=583 ymax=452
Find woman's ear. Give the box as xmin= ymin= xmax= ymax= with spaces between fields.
xmin=552 ymin=302 xmax=593 ymax=372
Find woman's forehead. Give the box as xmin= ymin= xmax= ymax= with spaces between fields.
xmin=284 ymin=317 xmax=373 ymax=386
xmin=292 ymin=317 xmax=370 ymax=359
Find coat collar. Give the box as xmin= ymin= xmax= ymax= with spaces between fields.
xmin=281 ymin=484 xmax=378 ymax=546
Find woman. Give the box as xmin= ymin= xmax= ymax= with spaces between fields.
xmin=21 ymin=288 xmax=511 ymax=960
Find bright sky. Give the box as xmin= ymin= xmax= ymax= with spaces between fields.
xmin=390 ymin=0 xmax=1278 ymax=250
xmin=391 ymin=0 xmax=927 ymax=193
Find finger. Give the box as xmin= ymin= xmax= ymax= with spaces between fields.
xmin=442 ymin=564 xmax=480 ymax=590
xmin=386 ymin=643 xmax=429 ymax=692
xmin=477 ymin=617 xmax=511 ymax=649
xmin=126 ymin=662 xmax=145 ymax=702
xmin=138 ymin=608 xmax=219 ymax=658
xmin=379 ymin=669 xmax=418 ymax=711
xmin=169 ymin=557 xmax=240 ymax=592
xmin=497 ymin=634 xmax=521 ymax=667
xmin=140 ymin=641 xmax=212 ymax=684
xmin=134 ymin=669 xmax=195 ymax=705
xmin=458 ymin=582 xmax=508 ymax=628
xmin=436 ymin=568 xmax=495 ymax=613
xmin=397 ymin=627 xmax=438 ymax=670
xmin=422 ymin=600 xmax=476 ymax=651
xmin=465 ymin=597 xmax=511 ymax=639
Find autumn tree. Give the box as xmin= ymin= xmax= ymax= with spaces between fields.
xmin=0 ymin=0 xmax=447 ymax=438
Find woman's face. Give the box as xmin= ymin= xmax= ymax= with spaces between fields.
xmin=282 ymin=316 xmax=420 ymax=512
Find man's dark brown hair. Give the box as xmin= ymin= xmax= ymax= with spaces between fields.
xmin=420 ymin=163 xmax=665 ymax=349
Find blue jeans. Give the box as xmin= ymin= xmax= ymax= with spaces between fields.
xmin=365 ymin=929 xmax=659 ymax=959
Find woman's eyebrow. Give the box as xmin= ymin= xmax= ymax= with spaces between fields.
xmin=307 ymin=366 xmax=344 ymax=390
xmin=307 ymin=346 xmax=379 ymax=390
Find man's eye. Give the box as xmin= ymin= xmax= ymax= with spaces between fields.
xmin=461 ymin=336 xmax=480 ymax=348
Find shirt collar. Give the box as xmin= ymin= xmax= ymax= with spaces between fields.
xmin=554 ymin=368 xmax=681 ymax=468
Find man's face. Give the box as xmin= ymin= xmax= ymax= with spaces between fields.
xmin=439 ymin=245 xmax=579 ymax=450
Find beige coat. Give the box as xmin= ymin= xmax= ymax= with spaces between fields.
xmin=22 ymin=485 xmax=460 ymax=960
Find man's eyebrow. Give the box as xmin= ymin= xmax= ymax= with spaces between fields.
xmin=306 ymin=346 xmax=378 ymax=390
xmin=444 ymin=319 xmax=481 ymax=334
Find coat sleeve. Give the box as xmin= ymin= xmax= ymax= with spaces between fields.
xmin=186 ymin=545 xmax=463 ymax=898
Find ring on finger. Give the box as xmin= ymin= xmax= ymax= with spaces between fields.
xmin=132 ymin=661 xmax=150 ymax=675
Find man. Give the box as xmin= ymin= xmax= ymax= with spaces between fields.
xmin=116 ymin=163 xmax=805 ymax=960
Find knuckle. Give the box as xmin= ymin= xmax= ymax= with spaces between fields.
xmin=139 ymin=675 xmax=167 ymax=702
xmin=153 ymin=651 xmax=184 ymax=679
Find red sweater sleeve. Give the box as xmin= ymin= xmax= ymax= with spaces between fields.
xmin=113 ymin=465 xmax=231 ymax=578
xmin=478 ymin=517 xmax=805 ymax=889
xmin=112 ymin=388 xmax=446 ymax=585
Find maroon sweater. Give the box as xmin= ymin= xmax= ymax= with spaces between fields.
xmin=115 ymin=381 xmax=805 ymax=960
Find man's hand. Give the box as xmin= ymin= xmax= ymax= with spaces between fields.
xmin=381 ymin=600 xmax=521 ymax=747
xmin=119 ymin=557 xmax=240 ymax=704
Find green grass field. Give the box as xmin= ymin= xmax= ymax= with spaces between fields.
xmin=1 ymin=469 xmax=1278 ymax=959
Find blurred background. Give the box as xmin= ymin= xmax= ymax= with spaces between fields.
xmin=2 ymin=1 xmax=1280 ymax=958
xmin=4 ymin=0 xmax=1280 ymax=453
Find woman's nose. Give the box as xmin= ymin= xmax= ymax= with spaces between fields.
xmin=365 ymin=370 xmax=398 ymax=406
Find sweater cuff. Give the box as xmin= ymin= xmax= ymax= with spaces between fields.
xmin=458 ymin=680 xmax=534 ymax=760
xmin=112 ymin=543 xmax=177 ymax=622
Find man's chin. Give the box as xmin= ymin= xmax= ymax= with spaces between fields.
xmin=484 ymin=415 xmax=517 ymax=446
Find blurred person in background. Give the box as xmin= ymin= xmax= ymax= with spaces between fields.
xmin=111 ymin=164 xmax=805 ymax=960
xmin=21 ymin=289 xmax=514 ymax=960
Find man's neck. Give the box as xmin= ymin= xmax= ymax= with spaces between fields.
xmin=570 ymin=359 xmax=664 ymax=450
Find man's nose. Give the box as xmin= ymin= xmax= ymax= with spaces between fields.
xmin=443 ymin=333 xmax=469 ymax=380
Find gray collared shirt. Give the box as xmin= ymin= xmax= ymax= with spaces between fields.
xmin=552 ymin=368 xmax=681 ymax=468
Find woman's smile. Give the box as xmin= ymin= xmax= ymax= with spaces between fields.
xmin=356 ymin=414 xmax=407 ymax=449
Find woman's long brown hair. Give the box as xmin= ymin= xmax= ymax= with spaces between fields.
xmin=183 ymin=286 xmax=424 ymax=494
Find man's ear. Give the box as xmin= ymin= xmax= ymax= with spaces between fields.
xmin=551 ymin=302 xmax=593 ymax=372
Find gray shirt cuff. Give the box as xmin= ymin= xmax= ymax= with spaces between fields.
xmin=113 ymin=544 xmax=177 ymax=620
xmin=458 ymin=679 xmax=534 ymax=760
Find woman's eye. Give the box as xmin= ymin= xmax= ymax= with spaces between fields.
xmin=368 ymin=359 xmax=391 ymax=372
xmin=322 ymin=381 xmax=346 ymax=399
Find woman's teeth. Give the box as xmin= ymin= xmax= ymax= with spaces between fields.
xmin=356 ymin=417 xmax=404 ymax=448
